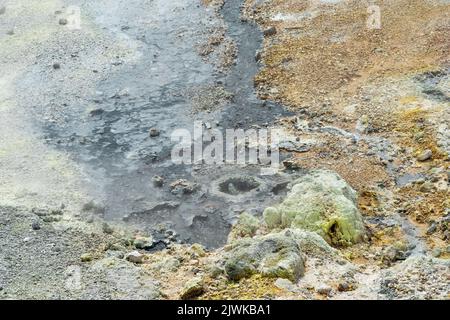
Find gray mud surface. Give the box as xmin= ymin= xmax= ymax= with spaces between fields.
xmin=1 ymin=0 xmax=293 ymax=248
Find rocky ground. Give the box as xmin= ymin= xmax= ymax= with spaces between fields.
xmin=0 ymin=0 xmax=449 ymax=300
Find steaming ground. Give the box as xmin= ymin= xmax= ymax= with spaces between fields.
xmin=0 ymin=0 xmax=449 ymax=299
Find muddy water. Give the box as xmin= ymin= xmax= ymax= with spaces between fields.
xmin=17 ymin=0 xmax=293 ymax=248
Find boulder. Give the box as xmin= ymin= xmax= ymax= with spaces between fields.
xmin=263 ymin=170 xmax=365 ymax=246
xmin=224 ymin=231 xmax=305 ymax=282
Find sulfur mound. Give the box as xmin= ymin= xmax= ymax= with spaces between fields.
xmin=263 ymin=170 xmax=365 ymax=246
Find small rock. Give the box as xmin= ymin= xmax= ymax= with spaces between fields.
xmin=42 ymin=216 xmax=61 ymax=223
xmin=180 ymin=277 xmax=204 ymax=300
xmin=255 ymin=50 xmax=262 ymax=62
xmin=282 ymin=159 xmax=302 ymax=170
xmin=109 ymin=242 xmax=127 ymax=251
xmin=126 ymin=251 xmax=144 ymax=264
xmin=52 ymin=246 xmax=62 ymax=253
xmin=317 ymin=285 xmax=332 ymax=296
xmin=149 ymin=128 xmax=160 ymax=137
xmin=263 ymin=26 xmax=277 ymax=37
xmin=443 ymin=230 xmax=450 ymax=241
xmin=113 ymin=88 xmax=129 ymax=98
xmin=89 ymin=108 xmax=104 ymax=116
xmin=134 ymin=236 xmax=154 ymax=250
xmin=191 ymin=243 xmax=206 ymax=257
xmin=417 ymin=149 xmax=432 ymax=162
xmin=107 ymin=250 xmax=125 ymax=259
xmin=152 ymin=175 xmax=164 ymax=187
xmin=419 ymin=181 xmax=434 ymax=193
xmin=152 ymin=256 xmax=181 ymax=272
xmin=52 ymin=63 xmax=61 ymax=70
xmin=337 ymin=282 xmax=353 ymax=292
xmin=432 ymin=248 xmax=441 ymax=258
xmin=82 ymin=201 xmax=105 ymax=215
xmin=111 ymin=60 xmax=123 ymax=66
xmin=274 ymin=278 xmax=296 ymax=292
xmin=52 ymin=207 xmax=64 ymax=215
xmin=189 ymin=259 xmax=199 ymax=266
xmin=426 ymin=223 xmax=437 ymax=235
xmin=81 ymin=253 xmax=93 ymax=262
xmin=356 ymin=115 xmax=371 ymax=134
xmin=59 ymin=18 xmax=68 ymax=25
xmin=31 ymin=221 xmax=41 ymax=230
xmin=170 ymin=179 xmax=197 ymax=195
xmin=374 ymin=47 xmax=384 ymax=54
xmin=382 ymin=244 xmax=407 ymax=263
xmin=102 ymin=223 xmax=114 ymax=234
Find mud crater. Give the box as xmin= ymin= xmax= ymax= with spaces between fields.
xmin=218 ymin=176 xmax=260 ymax=195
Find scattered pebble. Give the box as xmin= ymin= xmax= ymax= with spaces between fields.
xmin=419 ymin=181 xmax=434 ymax=193
xmin=255 ymin=50 xmax=262 ymax=62
xmin=80 ymin=253 xmax=93 ymax=262
xmin=316 ymin=285 xmax=332 ymax=296
xmin=59 ymin=18 xmax=68 ymax=25
xmin=426 ymin=223 xmax=437 ymax=235
xmin=432 ymin=248 xmax=441 ymax=258
xmin=337 ymin=282 xmax=353 ymax=292
xmin=170 ymin=179 xmax=197 ymax=195
xmin=31 ymin=221 xmax=41 ymax=231
xmin=152 ymin=175 xmax=164 ymax=187
xmin=126 ymin=251 xmax=144 ymax=264
xmin=417 ymin=149 xmax=432 ymax=162
xmin=89 ymin=108 xmax=104 ymax=116
xmin=102 ymin=223 xmax=114 ymax=234
xmin=149 ymin=128 xmax=160 ymax=137
xmin=263 ymin=26 xmax=277 ymax=36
